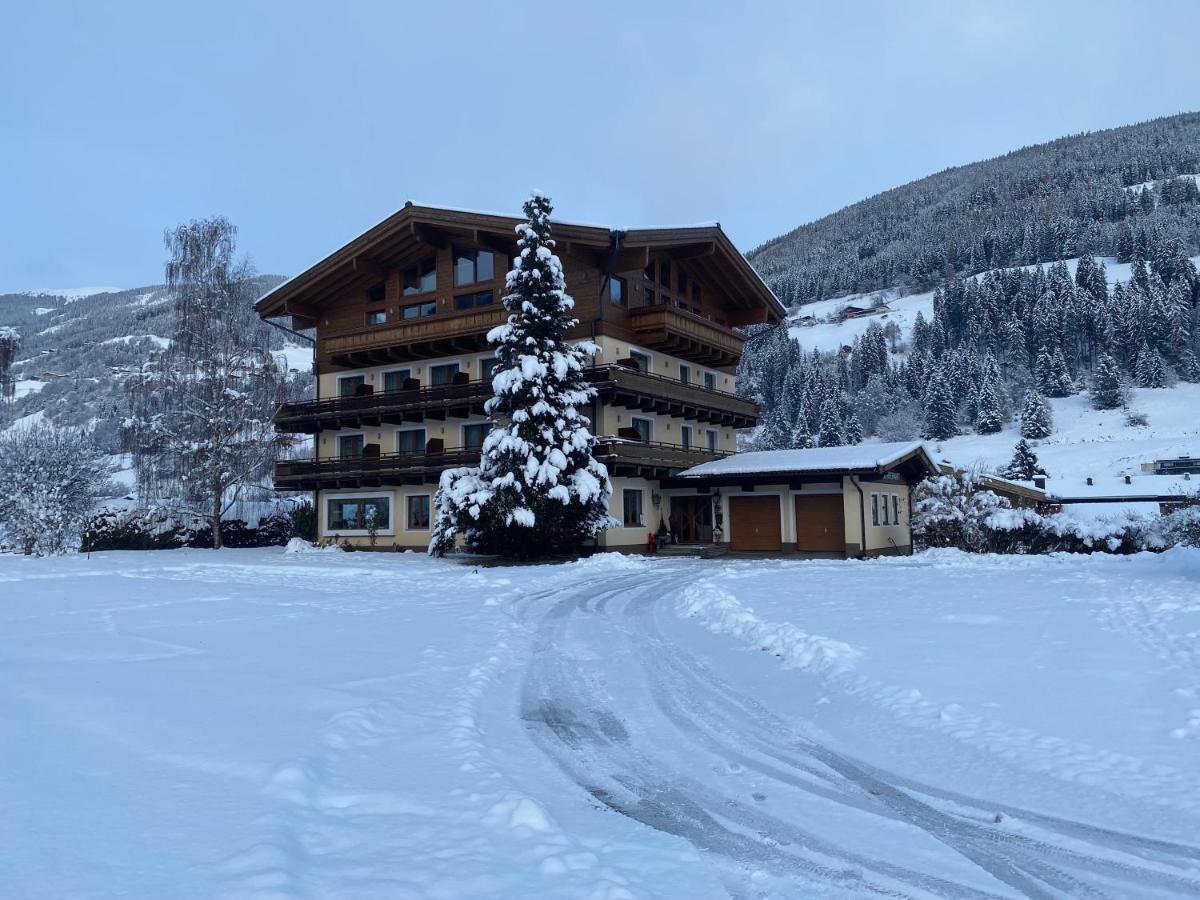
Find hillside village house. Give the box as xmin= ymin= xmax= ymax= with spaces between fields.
xmin=256 ymin=203 xmax=932 ymax=556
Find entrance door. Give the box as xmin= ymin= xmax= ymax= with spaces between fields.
xmin=794 ymin=494 xmax=846 ymax=553
xmin=729 ymin=495 xmax=782 ymax=551
xmin=670 ymin=496 xmax=714 ymax=543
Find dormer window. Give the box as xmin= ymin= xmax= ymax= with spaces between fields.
xmin=454 ymin=249 xmax=494 ymax=286
xmin=403 ymin=258 xmax=437 ymax=295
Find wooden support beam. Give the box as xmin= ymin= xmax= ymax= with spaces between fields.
xmin=411 ymin=222 xmax=450 ymax=249
xmin=666 ymin=241 xmax=717 ymax=262
xmin=352 ymin=255 xmax=385 ymax=280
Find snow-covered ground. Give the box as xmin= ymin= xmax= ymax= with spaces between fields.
xmin=3 ymin=547 xmax=1199 ymax=898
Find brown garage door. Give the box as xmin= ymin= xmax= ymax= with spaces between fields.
xmin=729 ymin=495 xmax=782 ymax=551
xmin=795 ymin=494 xmax=845 ymax=553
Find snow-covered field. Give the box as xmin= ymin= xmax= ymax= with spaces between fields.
xmin=3 ymin=547 xmax=1199 ymax=898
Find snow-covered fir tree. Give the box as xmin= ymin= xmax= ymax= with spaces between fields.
xmin=0 ymin=422 xmax=113 ymax=555
xmin=816 ymin=396 xmax=845 ymax=447
xmin=1019 ymin=391 xmax=1054 ymax=439
xmin=430 ymin=193 xmax=613 ymax=558
xmin=921 ymin=367 xmax=958 ymax=441
xmin=1090 ymin=353 xmax=1125 ymax=410
xmin=124 ymin=218 xmax=289 ymax=549
xmin=1135 ymin=345 xmax=1167 ymax=388
xmin=974 ymin=363 xmax=1004 ymax=434
xmin=1001 ymin=438 xmax=1047 ymax=481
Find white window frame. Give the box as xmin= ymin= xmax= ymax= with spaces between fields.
xmin=460 ymin=419 xmax=491 ymax=451
xmin=381 ymin=368 xmax=412 ymax=392
xmin=323 ymin=491 xmax=395 ymax=537
xmin=403 ymin=493 xmax=433 ymax=532
xmin=428 ymin=360 xmax=464 ymax=387
xmin=705 ymin=428 xmax=719 ymax=451
xmin=337 ymin=373 xmax=369 ymax=397
xmin=622 ymin=488 xmax=645 ymax=528
xmin=395 ymin=426 xmax=427 ymax=455
xmin=870 ymin=493 xmax=880 ymax=527
xmin=680 ymin=424 xmax=692 ymax=449
xmin=703 ymin=371 xmax=717 ymax=391
xmin=892 ymin=494 xmax=901 ymax=526
xmin=337 ymin=431 xmax=367 ymax=458
xmin=628 ymin=349 xmax=652 ymax=374
xmin=630 ymin=416 xmax=654 ymax=442
xmin=679 ymin=363 xmax=691 ymax=385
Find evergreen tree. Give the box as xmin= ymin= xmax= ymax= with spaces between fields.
xmin=1019 ymin=390 xmax=1054 ymax=439
xmin=1034 ymin=345 xmax=1072 ymax=397
xmin=1001 ymin=438 xmax=1047 ymax=481
xmin=1090 ymin=353 xmax=1125 ymax=410
xmin=817 ymin=396 xmax=846 ymax=447
xmin=843 ymin=409 xmax=864 ymax=445
xmin=430 ymin=193 xmax=612 ymax=558
xmin=1135 ymin=345 xmax=1167 ymax=388
xmin=974 ymin=373 xmax=1003 ymax=434
xmin=922 ymin=367 xmax=958 ymax=440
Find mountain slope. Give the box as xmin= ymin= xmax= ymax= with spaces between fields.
xmin=750 ymin=112 xmax=1200 ymax=307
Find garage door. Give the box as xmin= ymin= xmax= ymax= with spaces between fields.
xmin=795 ymin=494 xmax=845 ymax=553
xmin=729 ymin=495 xmax=782 ymax=551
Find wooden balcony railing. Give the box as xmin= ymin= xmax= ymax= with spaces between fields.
xmin=629 ymin=305 xmax=744 ymax=366
xmin=273 ymin=435 xmax=731 ymax=489
xmin=273 ymin=364 xmax=760 ymax=434
xmin=320 ymin=306 xmax=509 ymax=364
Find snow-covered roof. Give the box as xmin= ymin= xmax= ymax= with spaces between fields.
xmin=679 ymin=441 xmax=934 ymax=478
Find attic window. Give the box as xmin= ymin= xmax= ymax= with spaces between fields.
xmin=368 ymin=282 xmax=386 ymax=303
xmin=454 ymin=249 xmax=494 ymax=286
xmin=403 ymin=258 xmax=436 ymax=295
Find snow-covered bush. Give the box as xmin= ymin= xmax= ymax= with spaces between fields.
xmin=0 ymin=422 xmax=114 ymax=555
xmin=430 ymin=193 xmax=614 ymax=558
xmin=913 ymin=472 xmax=1159 ymax=555
xmin=81 ymin=505 xmax=294 ymax=551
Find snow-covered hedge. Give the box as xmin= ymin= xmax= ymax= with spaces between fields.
xmin=913 ymin=473 xmax=1172 ymax=555
xmin=82 ymin=505 xmax=294 ymax=551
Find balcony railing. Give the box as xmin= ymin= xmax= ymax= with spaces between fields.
xmin=628 ymin=305 xmax=744 ymax=365
xmin=273 ymin=435 xmax=731 ymax=490
xmin=320 ymin=306 xmax=509 ymax=364
xmin=274 ymin=364 xmax=759 ymax=433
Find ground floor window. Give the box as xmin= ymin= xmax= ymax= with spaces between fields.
xmin=622 ymin=489 xmax=644 ymax=527
xmin=407 ymin=495 xmax=431 ymax=530
xmin=892 ymin=494 xmax=900 ymax=525
xmin=327 ymin=496 xmax=390 ymax=532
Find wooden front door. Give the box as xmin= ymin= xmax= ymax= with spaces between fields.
xmin=670 ymin=496 xmax=714 ymax=543
xmin=794 ymin=494 xmax=846 ymax=553
xmin=729 ymin=495 xmax=782 ymax=551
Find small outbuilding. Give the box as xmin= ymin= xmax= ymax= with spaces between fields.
xmin=670 ymin=441 xmax=939 ymax=557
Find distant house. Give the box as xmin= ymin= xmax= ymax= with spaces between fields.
xmin=838 ymin=303 xmax=890 ymax=321
xmin=674 ymin=441 xmax=939 ymax=557
xmin=937 ymin=463 xmax=1059 ymax=514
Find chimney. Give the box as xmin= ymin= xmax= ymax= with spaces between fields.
xmin=1033 ymin=476 xmax=1047 ymax=489
xmin=1124 ymin=474 xmax=1132 ymax=485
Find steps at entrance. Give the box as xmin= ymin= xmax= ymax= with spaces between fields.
xmin=656 ymin=543 xmax=727 ymax=559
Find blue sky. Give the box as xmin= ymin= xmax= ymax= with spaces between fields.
xmin=2 ymin=0 xmax=1197 ymax=291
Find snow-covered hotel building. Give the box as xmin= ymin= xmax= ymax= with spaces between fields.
xmin=257 ymin=203 xmax=933 ymax=555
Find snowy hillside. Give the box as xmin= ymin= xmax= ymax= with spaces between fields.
xmin=3 ymin=548 xmax=1198 ymax=897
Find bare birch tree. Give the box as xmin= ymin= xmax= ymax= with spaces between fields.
xmin=124 ymin=217 xmax=287 ymax=549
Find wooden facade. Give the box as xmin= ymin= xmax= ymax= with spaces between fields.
xmin=256 ymin=202 xmax=785 ymax=550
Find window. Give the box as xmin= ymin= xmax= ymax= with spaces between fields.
xmin=339 ymin=434 xmax=365 ymax=458
xmin=643 ymin=287 xmax=655 ymax=307
xmin=406 ymin=495 xmax=431 ymax=530
xmin=659 ymin=259 xmax=671 ymax=287
xmin=680 ymin=425 xmax=692 ymax=449
xmin=382 ymin=369 xmax=412 ymax=392
xmin=704 ymin=372 xmax=716 ymax=391
xmin=677 ymin=268 xmax=688 ymax=295
xmin=629 ymin=351 xmax=651 ymax=373
xmin=871 ymin=494 xmax=880 ymax=527
xmin=630 ymin=416 xmax=652 ymax=442
xmin=882 ymin=495 xmax=893 ymax=526
xmin=679 ymin=364 xmax=691 ymax=385
xmin=327 ymin=496 xmax=390 ymax=532
xmin=403 ymin=258 xmax=437 ymax=295
xmin=338 ymin=375 xmax=366 ymax=398
xmin=622 ymin=489 xmax=643 ymax=527
xmin=368 ymin=282 xmax=386 ymax=303
xmin=396 ymin=428 xmax=426 ymax=455
xmin=462 ymin=422 xmax=489 ymax=450
xmin=608 ymin=277 xmax=625 ymax=306
xmin=454 ymin=249 xmax=494 ymax=286
xmin=705 ymin=429 xmax=718 ymax=451
xmin=892 ymin=495 xmax=901 ymax=526
xmin=366 ymin=309 xmax=387 ymax=326
xmin=402 ymin=300 xmax=437 ymax=319
xmin=480 ymin=356 xmax=499 ymax=380
xmin=429 ymin=363 xmax=460 ymax=386
xmin=454 ymin=289 xmax=494 ymax=311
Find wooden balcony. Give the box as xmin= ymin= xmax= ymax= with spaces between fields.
xmin=273 ymin=436 xmax=731 ymax=490
xmin=320 ymin=306 xmax=509 ymax=366
xmin=274 ymin=364 xmax=760 ymax=434
xmin=628 ymin=305 xmax=744 ymax=367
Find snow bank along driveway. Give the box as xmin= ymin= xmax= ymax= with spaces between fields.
xmin=2 ymin=548 xmax=1199 ymax=898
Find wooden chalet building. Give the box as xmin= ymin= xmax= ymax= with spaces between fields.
xmin=256 ymin=202 xmax=785 ymax=551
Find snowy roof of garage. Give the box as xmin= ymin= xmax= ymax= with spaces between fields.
xmin=678 ymin=441 xmax=937 ymax=478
